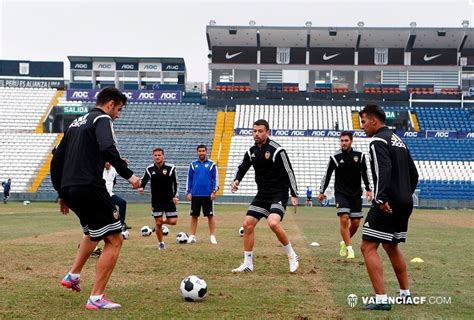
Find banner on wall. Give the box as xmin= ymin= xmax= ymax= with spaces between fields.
xmin=66 ymin=89 xmax=182 ymax=102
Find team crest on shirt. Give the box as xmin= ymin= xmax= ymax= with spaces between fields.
xmin=265 ymin=151 xmax=271 ymax=159
xmin=205 ymin=164 xmax=209 ymax=168
xmin=162 ymin=169 xmax=168 ymax=175
xmin=353 ymin=156 xmax=359 ymax=162
xmin=113 ymin=210 xmax=120 ymax=220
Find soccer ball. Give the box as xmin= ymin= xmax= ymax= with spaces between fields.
xmin=180 ymin=275 xmax=208 ymax=302
xmin=141 ymin=226 xmax=153 ymax=236
xmin=176 ymin=232 xmax=189 ymax=244
xmin=121 ymin=230 xmax=130 ymax=240
xmin=23 ymin=200 xmax=31 ymax=205
xmin=162 ymin=225 xmax=169 ymax=236
xmin=239 ymin=226 xmax=244 ymax=237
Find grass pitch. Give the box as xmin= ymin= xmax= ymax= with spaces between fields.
xmin=0 ymin=202 xmax=472 ymax=319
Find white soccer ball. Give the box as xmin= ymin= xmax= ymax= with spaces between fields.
xmin=141 ymin=226 xmax=153 ymax=236
xmin=23 ymin=200 xmax=31 ymax=205
xmin=162 ymin=225 xmax=169 ymax=236
xmin=121 ymin=230 xmax=130 ymax=239
xmin=180 ymin=275 xmax=208 ymax=302
xmin=239 ymin=226 xmax=244 ymax=237
xmin=176 ymin=232 xmax=189 ymax=244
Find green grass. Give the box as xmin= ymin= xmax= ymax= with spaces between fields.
xmin=0 ymin=202 xmax=472 ymax=319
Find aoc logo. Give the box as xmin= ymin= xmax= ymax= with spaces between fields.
xmin=290 ymin=130 xmax=305 ymax=136
xmin=327 ymin=131 xmax=340 ymax=137
xmin=160 ymin=92 xmax=177 ymax=100
xmin=122 ymin=92 xmax=133 ymax=99
xmin=310 ymin=130 xmax=326 ymax=137
xmin=353 ymin=131 xmax=367 ymax=137
xmin=73 ymin=63 xmax=89 ymax=69
xmin=274 ymin=130 xmax=289 ymax=136
xmin=97 ymin=63 xmax=112 ymax=69
xmin=138 ymin=92 xmax=155 ymax=100
xmin=238 ymin=129 xmax=252 ymax=135
xmin=403 ymin=131 xmax=418 ymax=138
xmin=71 ymin=91 xmax=89 ymax=99
xmin=165 ymin=65 xmax=179 ymax=70
xmin=143 ymin=64 xmax=158 ymax=70
xmin=434 ymin=131 xmax=449 ymax=138
xmin=120 ymin=64 xmax=135 ymax=70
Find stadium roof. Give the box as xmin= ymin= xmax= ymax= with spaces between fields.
xmin=207 ymin=25 xmax=474 ymax=50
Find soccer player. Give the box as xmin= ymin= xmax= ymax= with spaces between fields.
xmin=139 ymin=148 xmax=179 ymax=250
xmin=186 ymin=144 xmax=219 ymax=244
xmin=103 ymin=162 xmax=129 ymax=231
xmin=318 ymin=131 xmax=372 ymax=259
xmin=231 ymin=119 xmax=299 ymax=273
xmin=359 ymin=104 xmax=418 ymax=311
xmin=50 ymin=87 xmax=141 ymax=310
xmin=306 ymin=186 xmax=313 ymax=207
xmin=2 ymin=177 xmax=11 ymax=204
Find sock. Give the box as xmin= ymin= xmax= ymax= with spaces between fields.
xmin=89 ymin=294 xmax=103 ymax=301
xmin=346 ymin=245 xmax=353 ymax=252
xmin=375 ymin=294 xmax=388 ymax=304
xmin=244 ymin=251 xmax=253 ymax=265
xmin=400 ymin=289 xmax=411 ymax=297
xmin=284 ymin=243 xmax=296 ymax=256
xmin=69 ymin=272 xmax=80 ymax=280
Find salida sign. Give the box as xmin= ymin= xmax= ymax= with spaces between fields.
xmin=66 ymin=89 xmax=182 ymax=102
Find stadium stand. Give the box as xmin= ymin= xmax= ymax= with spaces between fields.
xmin=0 ymin=89 xmax=59 ymax=193
xmin=415 ymin=107 xmax=473 ymax=131
xmin=0 ymin=87 xmax=57 ymax=131
xmin=234 ymin=104 xmax=354 ymax=130
xmin=38 ymin=102 xmax=217 ymax=196
xmin=220 ymin=104 xmax=473 ymax=204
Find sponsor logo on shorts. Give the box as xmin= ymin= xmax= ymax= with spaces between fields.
xmin=336 ymin=202 xmax=339 ymax=208
xmin=265 ymin=151 xmax=271 ymax=159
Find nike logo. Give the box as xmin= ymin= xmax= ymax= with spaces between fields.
xmin=225 ymin=51 xmax=243 ymax=59
xmin=323 ymin=53 xmax=341 ymax=61
xmin=423 ymin=54 xmax=442 ymax=62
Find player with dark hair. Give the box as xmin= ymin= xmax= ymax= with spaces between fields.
xmin=51 ymin=87 xmax=141 ymax=310
xmin=139 ymin=147 xmax=179 ymax=250
xmin=318 ymin=130 xmax=372 ymax=259
xmin=186 ymin=144 xmax=218 ymax=244
xmin=231 ymin=119 xmax=299 ymax=273
xmin=359 ymin=104 xmax=419 ymax=310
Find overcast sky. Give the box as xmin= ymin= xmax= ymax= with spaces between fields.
xmin=0 ymin=0 xmax=472 ymax=82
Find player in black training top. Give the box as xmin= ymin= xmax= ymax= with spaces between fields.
xmin=230 ymin=119 xmax=299 ymax=274
xmin=51 ymin=87 xmax=141 ymax=310
xmin=359 ymin=104 xmax=419 ymax=311
xmin=318 ymin=131 xmax=372 ymax=259
xmin=139 ymin=148 xmax=178 ymax=251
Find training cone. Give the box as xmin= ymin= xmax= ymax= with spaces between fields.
xmin=410 ymin=257 xmax=424 ymax=263
xmin=310 ymin=242 xmax=320 ymax=247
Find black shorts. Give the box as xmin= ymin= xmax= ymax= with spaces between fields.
xmin=335 ymin=194 xmax=363 ymax=219
xmin=152 ymin=202 xmax=178 ymax=218
xmin=307 ymin=197 xmax=312 ymax=201
xmin=62 ymin=185 xmax=122 ymax=241
xmin=247 ymin=196 xmax=288 ymax=221
xmin=190 ymin=196 xmax=214 ymax=217
xmin=362 ymin=203 xmax=413 ymax=244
